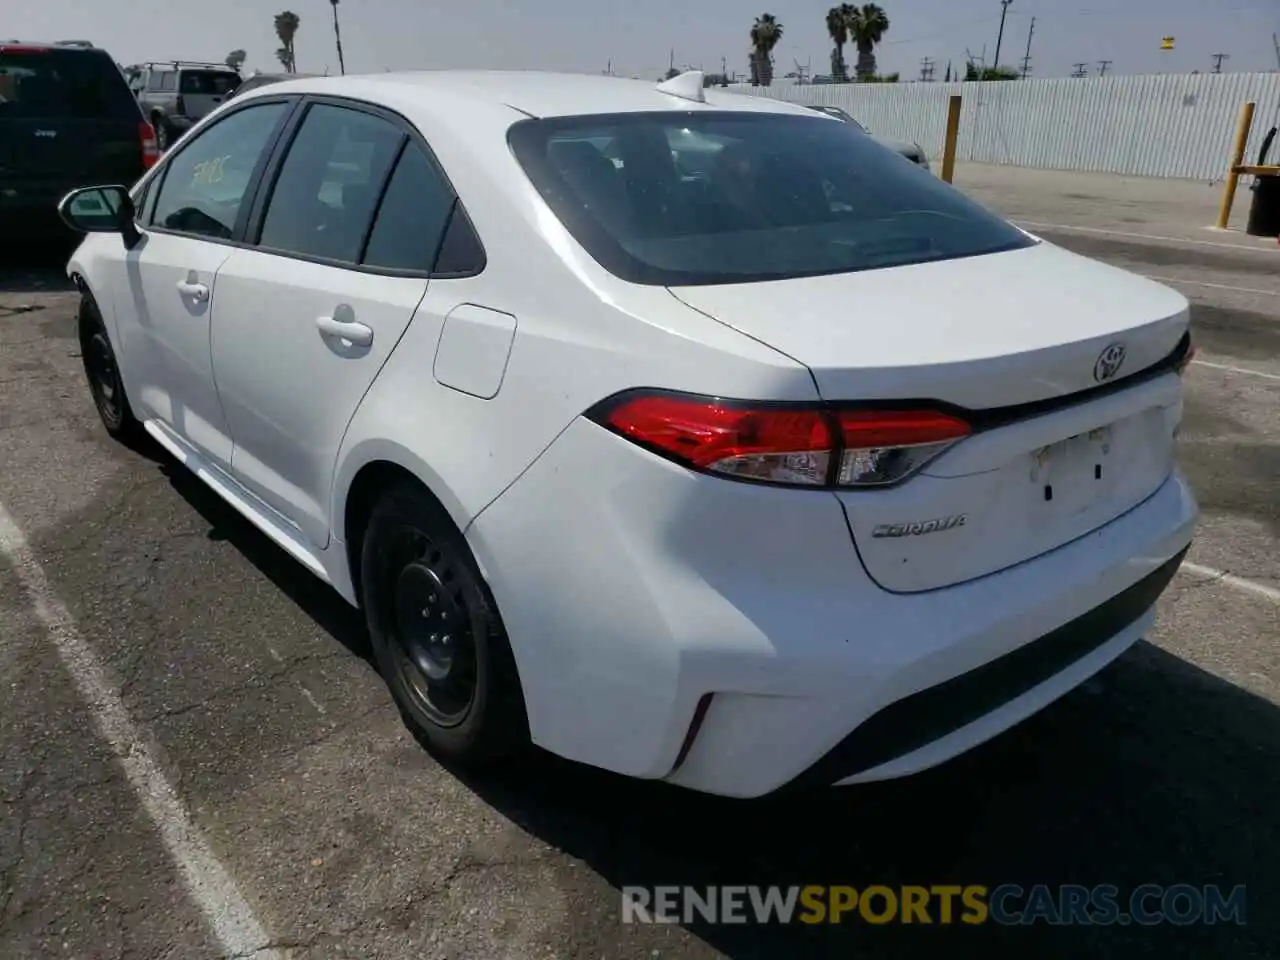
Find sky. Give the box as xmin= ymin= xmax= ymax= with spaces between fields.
xmin=11 ymin=0 xmax=1280 ymax=81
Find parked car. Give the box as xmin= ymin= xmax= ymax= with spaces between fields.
xmin=805 ymin=103 xmax=931 ymax=170
xmin=58 ymin=70 xmax=1196 ymax=799
xmin=127 ymin=60 xmax=241 ymax=149
xmin=0 ymin=40 xmax=158 ymax=243
xmin=224 ymin=71 xmax=322 ymax=100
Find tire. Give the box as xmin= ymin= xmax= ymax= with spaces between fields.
xmin=79 ymin=294 xmax=142 ymax=442
xmin=359 ymin=481 xmax=528 ymax=765
xmin=154 ymin=118 xmax=170 ymax=151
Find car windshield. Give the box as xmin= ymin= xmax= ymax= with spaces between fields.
xmin=508 ymin=111 xmax=1033 ymax=286
xmin=0 ymin=48 xmax=139 ymax=119
xmin=179 ymin=70 xmax=241 ymax=95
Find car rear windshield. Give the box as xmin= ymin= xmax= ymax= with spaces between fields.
xmin=179 ymin=70 xmax=241 ymax=95
xmin=507 ymin=111 xmax=1034 ymax=286
xmin=0 ymin=47 xmax=139 ymax=120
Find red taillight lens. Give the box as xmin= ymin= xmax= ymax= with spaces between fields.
xmin=0 ymin=45 xmax=50 ymax=54
xmin=591 ymin=392 xmax=970 ymax=488
xmin=138 ymin=121 xmax=159 ymax=167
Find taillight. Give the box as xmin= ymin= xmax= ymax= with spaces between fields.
xmin=589 ymin=391 xmax=970 ymax=488
xmin=138 ymin=121 xmax=159 ymax=167
xmin=0 ymin=45 xmax=50 ymax=54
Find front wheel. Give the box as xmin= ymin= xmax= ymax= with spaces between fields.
xmin=79 ymin=295 xmax=141 ymax=442
xmin=359 ymin=482 xmax=528 ymax=765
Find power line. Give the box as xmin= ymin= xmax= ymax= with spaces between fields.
xmin=919 ymin=56 xmax=936 ymax=81
xmin=993 ymin=0 xmax=1013 ymax=68
xmin=1071 ymin=62 xmax=1088 ymax=77
xmin=1097 ymin=59 xmax=1112 ymax=76
xmin=1019 ymin=16 xmax=1035 ymax=77
xmin=1211 ymin=52 xmax=1228 ymax=73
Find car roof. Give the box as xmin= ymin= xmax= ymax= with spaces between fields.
xmin=235 ymin=69 xmax=817 ymax=123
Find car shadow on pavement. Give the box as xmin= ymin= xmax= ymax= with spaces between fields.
xmin=152 ymin=451 xmax=372 ymax=664
xmin=0 ymin=243 xmax=78 ymax=297
xmin=455 ymin=643 xmax=1278 ymax=959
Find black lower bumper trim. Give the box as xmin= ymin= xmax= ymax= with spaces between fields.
xmin=787 ymin=545 xmax=1189 ymax=791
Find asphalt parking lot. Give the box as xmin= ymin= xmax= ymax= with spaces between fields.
xmin=1 ymin=166 xmax=1277 ymax=959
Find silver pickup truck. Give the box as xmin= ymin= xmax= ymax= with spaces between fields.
xmin=125 ymin=60 xmax=242 ymax=149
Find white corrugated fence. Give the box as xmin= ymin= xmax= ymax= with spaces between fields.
xmin=730 ymin=73 xmax=1280 ymax=181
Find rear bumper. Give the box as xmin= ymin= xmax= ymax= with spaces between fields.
xmin=468 ymin=416 xmax=1197 ymax=798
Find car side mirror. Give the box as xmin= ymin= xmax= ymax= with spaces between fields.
xmin=58 ymin=185 xmax=143 ymax=250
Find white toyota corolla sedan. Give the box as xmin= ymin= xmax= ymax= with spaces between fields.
xmin=59 ymin=69 xmax=1197 ymax=799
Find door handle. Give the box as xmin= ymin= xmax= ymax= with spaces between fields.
xmin=316 ymin=314 xmax=374 ymax=346
xmin=176 ymin=280 xmax=209 ymax=301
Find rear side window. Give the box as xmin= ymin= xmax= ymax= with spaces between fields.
xmin=0 ymin=48 xmax=139 ymax=120
xmin=361 ymin=143 xmax=456 ymax=272
xmin=507 ymin=111 xmax=1034 ymax=286
xmin=180 ymin=70 xmax=240 ymax=96
xmin=258 ymin=103 xmax=405 ymax=263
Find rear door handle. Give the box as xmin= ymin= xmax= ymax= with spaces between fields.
xmin=176 ymin=280 xmax=209 ymax=301
xmin=316 ymin=314 xmax=373 ymax=347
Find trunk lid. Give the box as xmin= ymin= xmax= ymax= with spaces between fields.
xmin=669 ymin=241 xmax=1190 ymax=592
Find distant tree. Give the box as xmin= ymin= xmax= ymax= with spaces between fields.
xmin=965 ymin=63 xmax=1019 ymax=81
xmin=273 ymin=10 xmax=301 ymax=72
xmin=664 ymin=67 xmax=681 ymax=80
xmin=224 ymin=49 xmax=247 ymax=71
xmin=825 ymin=4 xmax=855 ymax=82
xmin=749 ymin=13 xmax=783 ymax=86
xmin=848 ymin=4 xmax=890 ymax=80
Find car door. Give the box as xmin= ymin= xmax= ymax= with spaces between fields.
xmin=113 ymin=98 xmax=291 ymax=472
xmin=209 ymin=100 xmax=457 ymax=548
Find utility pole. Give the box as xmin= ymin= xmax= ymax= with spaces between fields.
xmin=1019 ymin=16 xmax=1035 ymax=77
xmin=1273 ymin=33 xmax=1279 ymax=70
xmin=1071 ymin=62 xmax=1088 ymax=78
xmin=993 ymin=0 xmax=1013 ymax=69
xmin=1097 ymin=59 xmax=1112 ymax=77
xmin=919 ymin=56 xmax=936 ymax=81
xmin=1210 ymin=52 xmax=1228 ymax=73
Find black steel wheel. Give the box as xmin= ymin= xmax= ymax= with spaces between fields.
xmin=78 ymin=295 xmax=140 ymax=441
xmin=360 ymin=481 xmax=528 ymax=763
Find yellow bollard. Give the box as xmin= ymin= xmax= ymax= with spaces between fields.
xmin=940 ymin=95 xmax=962 ymax=184
xmin=1215 ymin=100 xmax=1256 ymax=230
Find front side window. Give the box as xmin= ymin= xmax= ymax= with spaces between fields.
xmin=150 ymin=101 xmax=288 ymax=239
xmin=508 ymin=111 xmax=1034 ymax=286
xmin=257 ymin=103 xmax=405 ymax=263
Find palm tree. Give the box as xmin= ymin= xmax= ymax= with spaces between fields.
xmin=848 ymin=3 xmax=889 ymax=80
xmin=273 ymin=10 xmax=301 ymax=73
xmin=749 ymin=14 xmax=783 ymax=87
xmin=329 ymin=0 xmax=346 ymax=76
xmin=825 ymin=5 xmax=854 ymax=82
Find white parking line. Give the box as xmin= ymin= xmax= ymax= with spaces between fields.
xmin=1016 ymin=220 xmax=1277 ymax=253
xmin=0 ymin=502 xmax=282 ymax=960
xmin=1145 ymin=275 xmax=1280 ymax=297
xmin=1181 ymin=561 xmax=1280 ymax=604
xmin=1191 ymin=359 xmax=1280 ymax=382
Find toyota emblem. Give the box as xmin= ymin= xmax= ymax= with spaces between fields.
xmin=1093 ymin=343 xmax=1127 ymax=383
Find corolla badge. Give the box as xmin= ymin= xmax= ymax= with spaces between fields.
xmin=1093 ymin=342 xmax=1127 ymax=382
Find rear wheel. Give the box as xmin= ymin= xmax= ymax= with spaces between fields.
xmin=79 ymin=295 xmax=141 ymax=442
xmin=359 ymin=481 xmax=528 ymax=765
xmin=153 ymin=117 xmax=171 ymax=150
